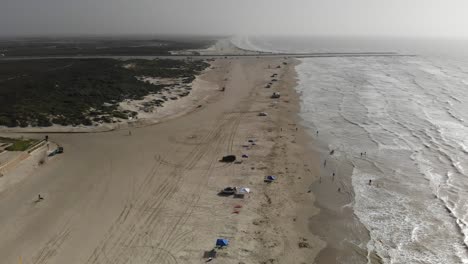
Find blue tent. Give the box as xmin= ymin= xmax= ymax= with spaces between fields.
xmin=266 ymin=176 xmax=276 ymax=181
xmin=216 ymin=238 xmax=229 ymax=247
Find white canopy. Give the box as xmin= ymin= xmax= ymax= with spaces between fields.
xmin=238 ymin=187 xmax=251 ymax=194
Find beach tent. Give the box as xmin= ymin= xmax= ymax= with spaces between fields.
xmin=216 ymin=238 xmax=229 ymax=247
xmin=238 ymin=187 xmax=250 ymax=194
xmin=234 ymin=187 xmax=251 ymax=198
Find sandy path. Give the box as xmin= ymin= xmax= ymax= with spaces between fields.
xmin=0 ymin=58 xmax=321 ymax=264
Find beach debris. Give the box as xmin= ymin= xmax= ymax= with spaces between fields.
xmin=242 ymin=154 xmax=249 ymax=158
xmin=220 ymin=155 xmax=236 ymax=162
xmin=216 ymin=238 xmax=229 ymax=248
xmin=258 ymin=112 xmax=268 ymax=116
xmin=264 ymin=175 xmax=277 ymax=183
xmin=265 ymin=84 xmax=271 ymax=88
xmin=247 ymin=139 xmax=257 ymax=146
xmin=298 ymin=238 xmax=311 ymax=248
xmin=35 ymin=194 xmax=44 ymax=203
xmin=271 ymin=92 xmax=281 ymax=99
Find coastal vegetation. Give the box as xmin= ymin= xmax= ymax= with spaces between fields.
xmin=0 ymin=137 xmax=39 ymax=151
xmin=0 ymin=58 xmax=209 ymax=127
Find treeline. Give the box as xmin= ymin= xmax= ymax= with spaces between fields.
xmin=0 ymin=38 xmax=214 ymax=57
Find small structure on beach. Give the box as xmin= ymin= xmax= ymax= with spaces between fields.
xmin=216 ymin=238 xmax=229 ymax=247
xmin=234 ymin=187 xmax=251 ymax=198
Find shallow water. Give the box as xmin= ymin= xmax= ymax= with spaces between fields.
xmin=234 ymin=36 xmax=468 ymax=263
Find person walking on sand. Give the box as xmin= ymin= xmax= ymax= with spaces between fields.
xmin=324 ymin=160 xmax=327 ymax=167
xmin=368 ymin=179 xmax=372 ymax=186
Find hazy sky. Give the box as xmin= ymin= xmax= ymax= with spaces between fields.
xmin=1 ymin=0 xmax=467 ymax=38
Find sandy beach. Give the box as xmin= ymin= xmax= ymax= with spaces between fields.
xmin=0 ymin=56 xmax=331 ymax=264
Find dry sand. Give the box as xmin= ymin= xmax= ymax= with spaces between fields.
xmin=0 ymin=57 xmax=325 ymax=264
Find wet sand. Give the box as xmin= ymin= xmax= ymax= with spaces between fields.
xmin=0 ymin=57 xmax=328 ymax=264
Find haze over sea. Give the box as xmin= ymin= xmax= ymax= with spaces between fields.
xmin=233 ymin=36 xmax=468 ymax=263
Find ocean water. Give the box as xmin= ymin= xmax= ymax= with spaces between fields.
xmin=233 ymin=36 xmax=468 ymax=263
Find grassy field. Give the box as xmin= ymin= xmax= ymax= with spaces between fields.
xmin=0 ymin=58 xmax=209 ymax=127
xmin=0 ymin=137 xmax=39 ymax=151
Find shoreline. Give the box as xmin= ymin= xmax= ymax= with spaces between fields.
xmin=293 ymin=59 xmax=381 ymax=263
